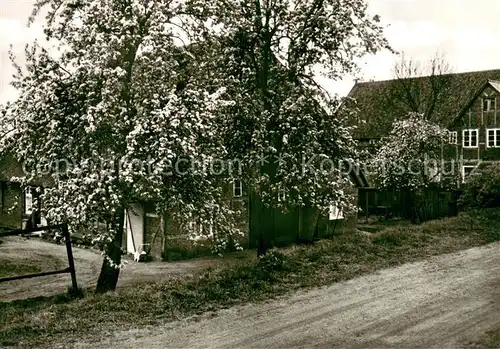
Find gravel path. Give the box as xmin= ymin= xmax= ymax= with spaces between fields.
xmin=72 ymin=242 xmax=500 ymax=349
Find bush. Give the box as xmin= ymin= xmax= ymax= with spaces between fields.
xmin=458 ymin=163 xmax=500 ymax=209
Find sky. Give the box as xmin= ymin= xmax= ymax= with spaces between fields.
xmin=1 ymin=0 xmax=500 ymax=103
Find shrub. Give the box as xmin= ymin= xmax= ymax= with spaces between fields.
xmin=459 ymin=163 xmax=500 ymax=209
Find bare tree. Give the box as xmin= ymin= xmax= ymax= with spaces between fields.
xmin=387 ymin=52 xmax=454 ymax=124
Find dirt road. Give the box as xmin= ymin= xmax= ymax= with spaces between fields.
xmin=72 ymin=242 xmax=500 ymax=349
xmin=0 ymin=237 xmax=252 ymax=302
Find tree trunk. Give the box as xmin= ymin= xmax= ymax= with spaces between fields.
xmin=95 ymin=207 xmax=125 ymax=293
xmin=257 ymin=190 xmax=270 ymax=257
xmin=162 ymin=214 xmax=168 ymax=261
xmin=407 ymin=191 xmax=422 ymax=224
xmin=257 ymin=161 xmax=277 ymax=257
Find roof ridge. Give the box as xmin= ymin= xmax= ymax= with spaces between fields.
xmin=347 ymin=67 xmax=500 ymax=139
xmin=355 ymin=68 xmax=500 ymax=86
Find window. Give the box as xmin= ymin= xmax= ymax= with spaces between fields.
xmin=462 ymin=129 xmax=479 ymax=148
xmin=329 ymin=205 xmax=344 ymax=220
xmin=448 ymin=131 xmax=458 ymax=145
xmin=486 ymin=128 xmax=500 ymax=148
xmin=483 ymin=97 xmax=496 ymax=111
xmin=461 ymin=165 xmax=477 ymax=183
xmin=233 ymin=180 xmax=242 ymax=198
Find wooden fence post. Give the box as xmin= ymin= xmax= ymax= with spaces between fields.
xmin=62 ymin=224 xmax=78 ymax=291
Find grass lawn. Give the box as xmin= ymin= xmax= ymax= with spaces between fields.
xmin=0 ymin=253 xmax=66 ymax=279
xmin=0 ymin=260 xmax=43 ymax=279
xmin=1 ymin=208 xmax=500 ymax=348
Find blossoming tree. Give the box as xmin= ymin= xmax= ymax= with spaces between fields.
xmin=186 ymin=0 xmax=391 ymax=254
xmin=1 ymin=0 xmax=237 ymax=293
xmin=373 ymin=112 xmax=449 ymax=221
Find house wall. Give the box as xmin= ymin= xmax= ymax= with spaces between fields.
xmin=454 ymin=86 xmax=500 ymax=164
xmin=126 ymin=180 xmax=361 ymax=257
xmin=144 ymin=212 xmax=164 ymax=258
xmin=125 ymin=181 xmax=251 ymax=260
xmin=248 ymin=184 xmax=359 ymax=249
xmin=342 ymin=183 xmax=359 ymax=233
xmin=0 ymin=181 xmax=23 ymax=230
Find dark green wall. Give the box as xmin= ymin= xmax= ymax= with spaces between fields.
xmin=0 ymin=181 xmax=23 ymax=229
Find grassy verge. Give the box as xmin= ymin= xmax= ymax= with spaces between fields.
xmin=1 ymin=208 xmax=500 ymax=348
xmin=163 ymin=235 xmax=249 ymax=261
xmin=469 ymin=327 xmax=500 ymax=348
xmin=0 ymin=260 xmax=43 ymax=279
xmin=0 ymin=254 xmax=66 ymax=278
xmin=482 ymin=328 xmax=500 ymax=348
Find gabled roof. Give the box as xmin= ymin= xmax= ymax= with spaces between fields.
xmin=488 ymin=80 xmax=500 ymax=93
xmin=0 ymin=153 xmax=25 ymax=182
xmin=0 ymin=153 xmax=53 ymax=187
xmin=451 ymin=79 xmax=500 ymax=126
xmin=346 ymin=68 xmax=500 ymax=138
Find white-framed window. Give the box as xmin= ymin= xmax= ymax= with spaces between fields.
xmin=233 ymin=180 xmax=242 ymax=198
xmin=461 ymin=165 xmax=477 ymax=183
xmin=448 ymin=131 xmax=458 ymax=145
xmin=486 ymin=128 xmax=500 ymax=148
xmin=483 ymin=97 xmax=496 ymax=111
xmin=462 ymin=129 xmax=479 ymax=148
xmin=328 ymin=205 xmax=344 ymax=220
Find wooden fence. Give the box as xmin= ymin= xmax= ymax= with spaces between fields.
xmin=358 ymin=187 xmax=462 ymax=222
xmin=0 ymin=224 xmax=78 ymax=290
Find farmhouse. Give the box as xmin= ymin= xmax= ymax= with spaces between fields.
xmin=247 ymin=165 xmax=369 ymax=249
xmin=0 ymin=154 xmax=49 ymax=230
xmin=448 ymin=79 xmax=500 ymax=180
xmin=123 ymin=181 xmax=248 ymax=259
xmin=345 ymin=69 xmax=500 ymax=220
xmin=0 ymin=148 xmax=371 ymax=259
xmin=347 ymin=68 xmax=500 ymax=182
